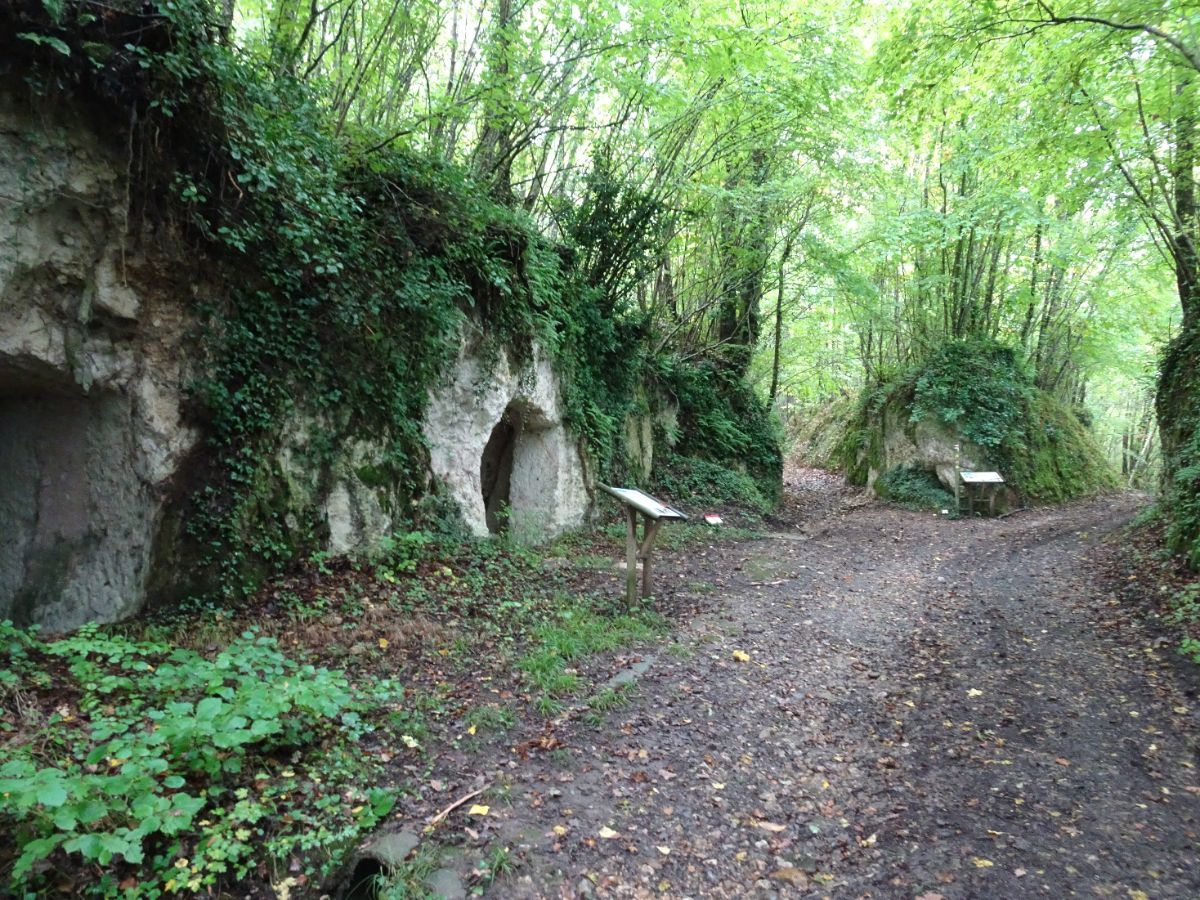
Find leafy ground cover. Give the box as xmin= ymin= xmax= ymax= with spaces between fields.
xmin=0 ymin=511 xmax=760 ymax=897
xmin=1089 ymin=507 xmax=1200 ymax=666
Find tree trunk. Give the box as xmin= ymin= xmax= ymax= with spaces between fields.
xmin=1157 ymin=75 xmax=1200 ymax=563
xmin=473 ymin=0 xmax=516 ymax=199
xmin=769 ymin=238 xmax=794 ymax=404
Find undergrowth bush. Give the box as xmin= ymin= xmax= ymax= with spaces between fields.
xmin=910 ymin=339 xmax=1032 ymax=451
xmin=786 ymin=393 xmax=858 ymax=470
xmin=654 ymin=453 xmax=771 ymax=514
xmin=0 ymin=622 xmax=400 ymax=896
xmin=653 ymin=356 xmax=782 ymax=506
xmin=874 ymin=465 xmax=956 ymax=511
xmin=1158 ymin=324 xmax=1200 ymax=567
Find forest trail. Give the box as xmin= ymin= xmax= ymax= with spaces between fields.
xmin=425 ymin=481 xmax=1200 ymax=898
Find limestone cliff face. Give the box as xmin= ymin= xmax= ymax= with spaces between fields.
xmin=424 ymin=333 xmax=592 ymax=542
xmin=0 ymin=93 xmax=596 ymax=631
xmin=867 ymin=406 xmax=988 ymax=493
xmin=0 ymin=93 xmax=201 ymax=631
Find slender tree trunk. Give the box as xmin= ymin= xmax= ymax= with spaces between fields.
xmin=474 ymin=0 xmax=516 ymax=199
xmin=769 ymin=238 xmax=794 ymax=404
xmin=1174 ymin=79 xmax=1199 ymax=326
xmin=1020 ymin=223 xmax=1042 ymax=348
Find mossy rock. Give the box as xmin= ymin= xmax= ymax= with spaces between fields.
xmin=839 ymin=339 xmax=1115 ymax=505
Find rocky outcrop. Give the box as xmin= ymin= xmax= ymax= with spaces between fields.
xmin=867 ymin=407 xmax=986 ymax=492
xmin=1 ymin=94 xmax=596 ymax=631
xmin=0 ymin=93 xmax=201 ymax=631
xmin=424 ymin=334 xmax=591 ymax=541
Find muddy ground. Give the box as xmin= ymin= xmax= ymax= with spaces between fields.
xmin=378 ymin=474 xmax=1200 ymax=899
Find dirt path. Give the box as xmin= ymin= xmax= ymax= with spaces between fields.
xmin=409 ymin=488 xmax=1200 ymax=898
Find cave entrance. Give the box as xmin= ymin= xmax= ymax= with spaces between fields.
xmin=480 ymin=408 xmax=518 ymax=534
xmin=0 ymin=380 xmax=147 ymax=628
xmin=478 ymin=400 xmax=564 ymax=540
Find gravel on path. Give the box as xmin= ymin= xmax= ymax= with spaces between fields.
xmin=405 ymin=488 xmax=1200 ymax=899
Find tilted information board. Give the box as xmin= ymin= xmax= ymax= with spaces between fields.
xmin=600 ymin=485 xmax=688 ymax=604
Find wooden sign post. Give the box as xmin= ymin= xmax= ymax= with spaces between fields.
xmin=599 ymin=485 xmax=688 ymax=606
xmin=958 ymin=470 xmax=1005 ymax=516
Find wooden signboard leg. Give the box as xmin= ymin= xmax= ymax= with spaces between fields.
xmin=640 ymin=520 xmax=662 ymax=599
xmin=625 ymin=507 xmax=639 ymax=607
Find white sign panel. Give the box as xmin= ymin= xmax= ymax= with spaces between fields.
xmin=960 ymin=471 xmax=1004 ymax=484
xmin=600 ymin=485 xmax=688 ymax=520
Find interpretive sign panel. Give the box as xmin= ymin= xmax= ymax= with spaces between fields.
xmin=600 ymin=485 xmax=688 ymax=604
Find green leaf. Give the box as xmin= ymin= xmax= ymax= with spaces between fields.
xmin=17 ymin=32 xmax=70 ymax=56
xmin=36 ymin=782 xmax=67 ymax=808
xmin=12 ymin=835 xmax=64 ymax=879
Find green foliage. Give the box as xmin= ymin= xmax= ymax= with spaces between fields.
xmin=1180 ymin=637 xmax=1200 ymax=666
xmin=653 ymin=356 xmax=782 ymax=505
xmin=1158 ymin=326 xmax=1200 ymax=568
xmin=1006 ymin=392 xmax=1118 ymax=503
xmin=910 ymin=339 xmax=1033 ymax=451
xmin=654 ymin=453 xmax=771 ymax=514
xmin=874 ymin=466 xmax=956 ymax=511
xmin=0 ymin=622 xmax=400 ymax=895
xmin=837 ymin=381 xmax=896 ymax=486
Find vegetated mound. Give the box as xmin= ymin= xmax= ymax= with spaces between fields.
xmin=839 ymin=339 xmax=1115 ymax=508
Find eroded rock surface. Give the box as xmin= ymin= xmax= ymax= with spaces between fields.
xmin=0 ymin=94 xmax=199 ymax=631
xmin=1 ymin=94 xmax=598 ymax=629
xmin=424 ymin=334 xmax=591 ymax=542
xmin=869 ymin=406 xmax=987 ymax=492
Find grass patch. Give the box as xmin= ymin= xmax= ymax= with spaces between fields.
xmin=372 ymin=846 xmax=440 ymax=899
xmin=464 ymin=704 xmax=518 ymax=734
xmin=517 ymin=604 xmax=665 ymax=703
xmin=584 ymin=684 xmax=635 ymax=726
xmin=476 ymin=844 xmax=517 ymax=885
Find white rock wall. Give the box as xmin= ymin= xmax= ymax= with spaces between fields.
xmin=0 ymin=91 xmax=596 ymax=630
xmin=424 ymin=336 xmax=591 ymax=541
xmin=0 ymin=93 xmax=199 ymax=631
xmin=867 ymin=405 xmax=986 ymax=492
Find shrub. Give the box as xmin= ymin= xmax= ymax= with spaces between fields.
xmin=910 ymin=339 xmax=1032 ymax=451
xmin=653 ymin=356 xmax=782 ymax=505
xmin=0 ymin=622 xmax=401 ymax=896
xmin=654 ymin=453 xmax=772 ymax=513
xmin=874 ymin=466 xmax=956 ymax=511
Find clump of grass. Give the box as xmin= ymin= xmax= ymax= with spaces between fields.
xmin=372 ymin=847 xmax=440 ymax=899
xmin=517 ymin=604 xmax=664 ymax=703
xmin=583 ymin=684 xmax=635 ymax=725
xmin=477 ymin=845 xmax=516 ymax=884
xmin=464 ymin=704 xmax=518 ymax=733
